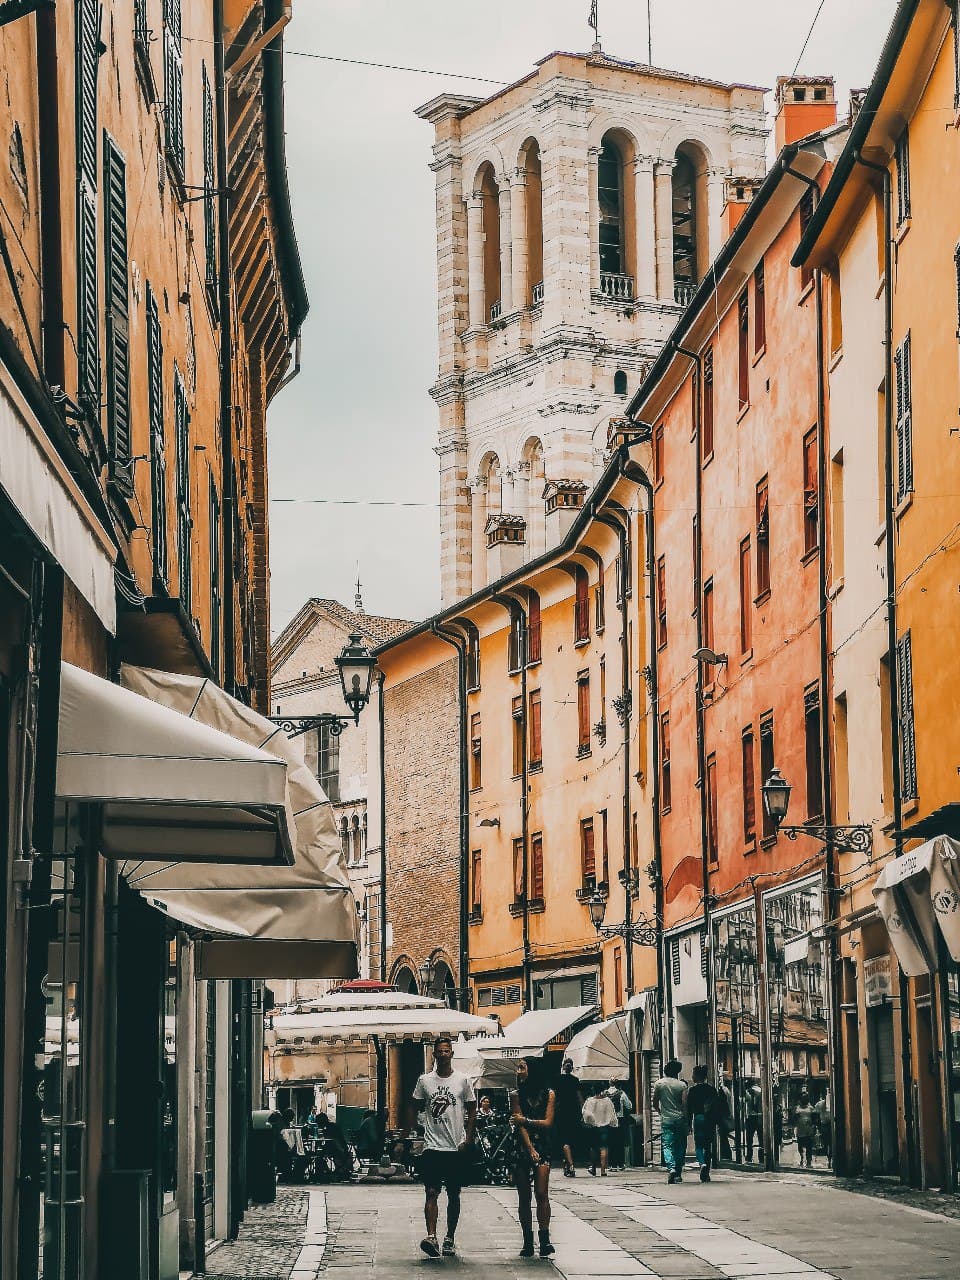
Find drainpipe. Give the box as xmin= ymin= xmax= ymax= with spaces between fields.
xmin=672 ymin=342 xmax=716 ymax=1086
xmin=515 ymin=605 xmax=532 ymax=1012
xmin=35 ymin=2 xmax=64 ymax=386
xmin=376 ymin=670 xmax=387 ymax=983
xmin=852 ymin=150 xmax=915 ymax=1186
xmin=429 ymin=623 xmax=471 ymax=1011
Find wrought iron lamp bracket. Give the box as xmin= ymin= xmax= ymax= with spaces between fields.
xmin=268 ymin=714 xmax=351 ymax=739
xmin=778 ymin=823 xmax=872 ymax=853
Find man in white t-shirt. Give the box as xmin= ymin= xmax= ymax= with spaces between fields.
xmin=409 ymin=1035 xmax=477 ymax=1258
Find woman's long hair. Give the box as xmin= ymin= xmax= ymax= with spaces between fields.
xmin=517 ymin=1055 xmax=551 ymax=1114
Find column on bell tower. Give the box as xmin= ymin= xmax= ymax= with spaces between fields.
xmin=633 ymin=154 xmax=657 ymax=299
xmin=510 ymin=165 xmax=529 ymax=313
xmin=654 ymin=157 xmax=676 ymax=303
xmin=466 ymin=192 xmax=486 ymax=330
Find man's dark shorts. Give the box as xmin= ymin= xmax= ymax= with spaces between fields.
xmin=420 ymin=1148 xmax=464 ymax=1192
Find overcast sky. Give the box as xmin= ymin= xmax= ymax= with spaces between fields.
xmin=267 ymin=0 xmax=897 ymax=634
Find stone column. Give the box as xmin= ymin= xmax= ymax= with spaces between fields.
xmin=587 ymin=145 xmax=601 ymax=292
xmin=634 ymin=155 xmax=657 ymax=299
xmin=498 ymin=178 xmax=513 ymax=314
xmin=654 ymin=159 xmax=676 ymax=302
xmin=466 ymin=194 xmax=486 ymax=328
xmin=707 ymin=167 xmax=727 ymax=264
xmin=510 ymin=166 xmax=529 ymax=310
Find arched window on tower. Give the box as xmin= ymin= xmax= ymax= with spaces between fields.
xmin=352 ymin=814 xmax=361 ymax=864
xmin=598 ymin=131 xmax=636 ymax=302
xmin=477 ymin=163 xmax=502 ymax=322
xmin=614 ymin=369 xmax=628 ymax=397
xmin=473 ymin=452 xmax=502 ymax=592
xmin=520 ymin=437 xmax=546 ymax=560
xmin=672 ymin=143 xmax=709 ymax=306
xmin=520 ymin=138 xmax=544 ymax=306
xmin=339 ymin=816 xmax=350 ymax=863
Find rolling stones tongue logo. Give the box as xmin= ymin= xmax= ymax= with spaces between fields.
xmin=431 ymin=1086 xmax=455 ymax=1119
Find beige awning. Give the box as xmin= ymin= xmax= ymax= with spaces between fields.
xmin=873 ymin=835 xmax=960 ymax=975
xmin=56 ymin=662 xmax=294 ymax=866
xmin=268 ymin=991 xmax=498 ymax=1046
xmin=117 ymin=665 xmax=359 ymax=979
xmin=564 ymin=1016 xmax=630 ymax=1081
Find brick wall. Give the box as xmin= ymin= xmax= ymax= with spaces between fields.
xmin=383 ymin=657 xmax=462 ymax=993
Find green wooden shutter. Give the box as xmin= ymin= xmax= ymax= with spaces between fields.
xmin=202 ymin=64 xmax=217 ymax=303
xmin=174 ymin=368 xmax=191 ymax=614
xmin=896 ymin=631 xmax=917 ymax=800
xmin=103 ymin=134 xmax=131 ymax=477
xmin=895 ymin=334 xmax=913 ymax=501
xmin=147 ymin=285 xmax=168 ymax=586
xmin=76 ymin=0 xmax=100 ymax=406
xmin=164 ymin=0 xmax=184 ymax=173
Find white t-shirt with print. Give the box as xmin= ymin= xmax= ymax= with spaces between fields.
xmin=412 ymin=1069 xmax=476 ymax=1152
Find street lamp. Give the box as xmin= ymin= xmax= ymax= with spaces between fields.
xmin=418 ymin=957 xmax=435 ymax=995
xmin=270 ymin=632 xmax=377 ymax=738
xmin=585 ymin=889 xmax=659 ymax=947
xmin=761 ymin=768 xmax=872 ymax=853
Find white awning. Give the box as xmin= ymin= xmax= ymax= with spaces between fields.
xmin=873 ymin=836 xmax=960 ymax=975
xmin=471 ymin=1005 xmax=597 ymax=1060
xmin=268 ymin=992 xmax=497 ymax=1046
xmin=56 ymin=662 xmax=294 ymax=867
xmin=564 ymin=1015 xmax=630 ymax=1081
xmin=117 ymin=665 xmax=359 ymax=979
xmin=0 ymin=365 xmax=116 ymax=632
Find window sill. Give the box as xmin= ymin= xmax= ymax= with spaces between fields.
xmin=760 ymin=832 xmax=778 ymax=850
xmin=895 ymin=217 xmax=911 ymax=246
xmin=574 ymin=637 xmax=590 ymax=649
xmin=507 ymin=666 xmax=522 ymax=678
xmin=529 ymin=761 xmax=543 ymax=774
xmin=737 ymin=402 xmax=751 ymax=424
xmin=829 ymin=347 xmax=843 ymax=372
xmin=740 ymin=648 xmax=754 ymax=666
xmin=509 ymin=900 xmax=525 ymax=918
xmin=528 ymin=897 xmax=545 ymax=914
xmin=798 ymin=279 xmax=816 ymax=306
xmin=754 ymin=589 xmax=771 ymax=608
xmin=752 ymin=345 xmax=766 ymax=367
xmin=577 ymin=746 xmax=592 ymax=760
xmin=801 ymin=546 xmax=819 ymax=567
xmin=576 ymin=885 xmax=606 ymax=902
xmin=525 ymin=658 xmax=541 ymax=670
xmin=468 ymin=911 xmax=483 ymax=926
xmin=701 ymin=449 xmax=714 ymax=469
xmin=895 ymin=491 xmax=913 ymax=520
xmin=467 ymin=684 xmax=481 ymax=695
xmin=660 ymin=804 xmax=672 ymax=817
xmin=743 ymin=838 xmax=757 ymax=855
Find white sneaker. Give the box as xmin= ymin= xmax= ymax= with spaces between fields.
xmin=420 ymin=1236 xmax=440 ymax=1258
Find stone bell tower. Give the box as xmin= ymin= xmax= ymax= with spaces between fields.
xmin=417 ymin=49 xmax=766 ymax=604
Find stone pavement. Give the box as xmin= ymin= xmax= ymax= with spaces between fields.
xmin=201 ymin=1170 xmax=960 ymax=1280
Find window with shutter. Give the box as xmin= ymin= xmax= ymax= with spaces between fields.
xmin=76 ymin=0 xmax=100 ymax=409
xmin=174 ymin=368 xmax=192 ymax=614
xmin=577 ymin=671 xmax=591 ymax=755
xmin=955 ymin=244 xmax=960 ymax=338
xmin=953 ymin=2 xmax=960 ymax=108
xmin=742 ymin=727 xmax=756 ymax=844
xmin=671 ymin=938 xmax=681 ymax=985
xmin=702 ymin=346 xmax=714 ymax=459
xmin=528 ymin=688 xmax=542 ymax=769
xmin=656 ymin=555 xmax=667 ymax=648
xmin=706 ymin=753 xmax=718 ymax=864
xmin=469 ymin=712 xmax=481 ymax=790
xmin=754 ymin=258 xmax=766 ymax=351
xmin=471 ymin=850 xmax=482 ymax=915
xmin=209 ymin=475 xmax=221 ymax=677
xmin=527 ymin=590 xmax=541 ymax=664
xmin=202 ymin=64 xmax=218 ymax=309
xmin=802 ymin=427 xmax=819 ymax=554
xmin=739 ymin=536 xmax=752 ymax=652
xmin=580 ymin=818 xmax=595 ymax=885
xmin=895 ymin=128 xmax=910 ymax=225
xmin=756 ymin=478 xmax=770 ymax=596
xmin=103 ymin=134 xmax=132 ymax=484
xmin=897 ymin=631 xmax=918 ymax=800
xmin=660 ymin=713 xmax=671 ymax=812
xmin=512 ymin=694 xmax=524 ymax=777
xmin=146 ymin=285 xmax=168 ymax=586
xmin=894 ymin=333 xmax=913 ymax=500
xmin=530 ymin=833 xmax=544 ymax=903
xmin=164 ymin=0 xmax=185 ymax=175
xmin=513 ymin=837 xmax=524 ymax=903
xmin=804 ymin=684 xmax=823 ymax=819
xmin=738 ymin=291 xmax=749 ymax=409
xmin=760 ymin=712 xmax=775 ymax=839
xmin=574 ymin=566 xmax=590 ymax=642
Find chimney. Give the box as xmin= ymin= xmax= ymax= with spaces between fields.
xmin=774 ymin=76 xmax=837 ymax=151
xmin=543 ymin=479 xmax=587 ymax=545
xmin=722 ymin=177 xmax=762 ymax=240
xmin=486 ymin=514 xmax=526 ymax=581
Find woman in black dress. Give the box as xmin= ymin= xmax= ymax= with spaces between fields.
xmin=509 ymin=1057 xmax=556 ymax=1258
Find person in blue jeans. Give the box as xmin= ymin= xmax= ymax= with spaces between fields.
xmin=653 ymin=1059 xmax=689 ymax=1184
xmin=686 ymin=1065 xmax=722 ymax=1182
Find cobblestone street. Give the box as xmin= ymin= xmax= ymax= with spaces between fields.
xmin=200 ymin=1171 xmax=960 ymax=1280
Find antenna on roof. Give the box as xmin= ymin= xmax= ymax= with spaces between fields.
xmin=647 ymin=0 xmax=653 ymax=65
xmin=588 ymin=0 xmax=601 ymax=53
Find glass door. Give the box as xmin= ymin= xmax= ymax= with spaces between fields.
xmin=712 ymin=902 xmax=762 ymax=1164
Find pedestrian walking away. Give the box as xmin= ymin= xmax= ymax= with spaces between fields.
xmin=604 ymin=1080 xmax=633 ymax=1170
xmin=793 ymin=1091 xmax=817 ymax=1169
xmin=555 ymin=1058 xmax=583 ymax=1176
xmin=686 ymin=1065 xmax=721 ymax=1182
xmin=508 ymin=1057 xmax=556 ymax=1258
xmin=408 ymin=1034 xmax=477 ymax=1259
xmin=653 ymin=1059 xmax=689 ymax=1183
xmin=581 ymin=1084 xmax=617 ymax=1177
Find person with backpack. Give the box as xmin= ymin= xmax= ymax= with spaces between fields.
xmin=686 ymin=1064 xmax=722 ymax=1182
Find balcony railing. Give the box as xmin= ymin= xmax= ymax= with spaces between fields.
xmin=600 ymin=272 xmax=634 ymax=302
xmin=531 ymin=280 xmax=544 ymax=306
xmin=489 ymin=299 xmax=502 ymax=323
xmin=674 ymin=282 xmax=695 ymax=307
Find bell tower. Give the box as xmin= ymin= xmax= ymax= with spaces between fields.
xmin=418 ymin=51 xmax=767 ymax=604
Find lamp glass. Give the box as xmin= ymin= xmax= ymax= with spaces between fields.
xmin=418 ymin=961 xmax=433 ymax=993
xmin=588 ymin=890 xmax=607 ymax=931
xmin=336 ymin=631 xmax=376 ymax=719
xmin=761 ymin=767 xmax=791 ymax=825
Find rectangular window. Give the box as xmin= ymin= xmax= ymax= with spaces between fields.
xmin=895 ymin=127 xmax=910 ymax=226
xmin=513 ymin=837 xmax=525 ymax=903
xmin=756 ymin=477 xmax=770 ymax=598
xmin=76 ymin=0 xmax=100 ymax=407
xmin=656 ymin=555 xmax=667 ymax=648
xmin=466 ymin=629 xmax=480 ymax=690
xmin=804 ymin=684 xmax=823 ymax=820
xmin=470 ymin=712 xmax=482 ymax=790
xmin=595 ymin=578 xmax=606 ymax=632
xmin=508 ymin=611 xmax=524 ymax=672
xmin=103 ymin=133 xmax=131 ymax=481
xmin=470 ymin=849 xmax=482 ymax=915
xmin=527 ymin=592 xmax=541 ymax=664
xmin=653 ymin=422 xmax=664 ymax=484
xmin=702 ymin=347 xmax=714 ymax=459
xmin=803 ymin=427 xmax=819 ymax=555
xmin=739 ymin=536 xmax=752 ymax=653
xmin=164 ymin=0 xmax=185 ymax=174
xmin=660 ymin=713 xmax=672 ymax=812
xmin=702 ymin=577 xmax=715 ymax=655
xmin=174 ymin=367 xmax=191 ymax=615
xmin=208 ymin=475 xmax=221 ymax=678
xmin=528 ymin=688 xmax=542 ymax=769
xmin=512 ymin=694 xmax=524 ymax=776
xmin=531 ymin=832 xmax=544 ymax=902
xmin=577 ymin=671 xmax=591 ymax=756
xmin=599 ymin=655 xmax=606 ymax=729
xmin=760 ymin=712 xmax=775 ymax=839
xmin=754 ymin=258 xmax=766 ymax=351
xmin=146 ymin=284 xmax=168 ymax=586
xmin=799 ymin=188 xmax=816 ymax=288
xmin=580 ymin=817 xmax=596 ymax=885
xmin=614 ymin=948 xmax=624 ymax=1007
xmin=600 ymin=808 xmax=609 ymax=886
xmin=575 ymin=569 xmax=590 ymax=643
xmin=706 ymin=753 xmax=719 ymax=865
xmin=894 ymin=332 xmax=914 ymax=501
xmin=897 ymin=631 xmax=918 ymax=800
xmin=834 ymin=693 xmax=849 ymax=823
xmin=317 ymin=722 xmax=341 ymax=802
xmin=742 ymin=727 xmax=756 ymax=844
xmin=738 ymin=290 xmax=749 ymax=410
xmin=202 ymin=64 xmax=218 ymax=309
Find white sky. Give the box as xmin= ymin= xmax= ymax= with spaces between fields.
xmin=267 ymin=0 xmax=897 ymax=633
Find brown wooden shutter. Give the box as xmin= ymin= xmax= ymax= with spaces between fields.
xmin=147 ymin=285 xmax=168 ymax=585
xmin=581 ymin=819 xmax=595 ymax=882
xmin=528 ymin=688 xmax=542 ymax=768
xmin=531 ymin=833 xmax=544 ymax=902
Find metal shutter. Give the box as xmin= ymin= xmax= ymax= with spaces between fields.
xmin=897 ymin=631 xmax=918 ymax=800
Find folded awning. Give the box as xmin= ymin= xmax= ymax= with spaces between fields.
xmin=471 ymin=1005 xmax=597 ymax=1060
xmin=873 ymin=835 xmax=960 ymax=976
xmin=564 ymin=1015 xmax=630 ymax=1081
xmin=268 ymin=992 xmax=498 ymax=1046
xmin=117 ymin=665 xmax=359 ymax=979
xmin=56 ymin=662 xmax=294 ymax=866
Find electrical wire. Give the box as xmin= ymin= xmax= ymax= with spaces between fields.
xmin=791 ymin=0 xmax=829 ymax=77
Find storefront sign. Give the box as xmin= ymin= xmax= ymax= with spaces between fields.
xmin=864 ymin=955 xmax=892 ymax=1006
